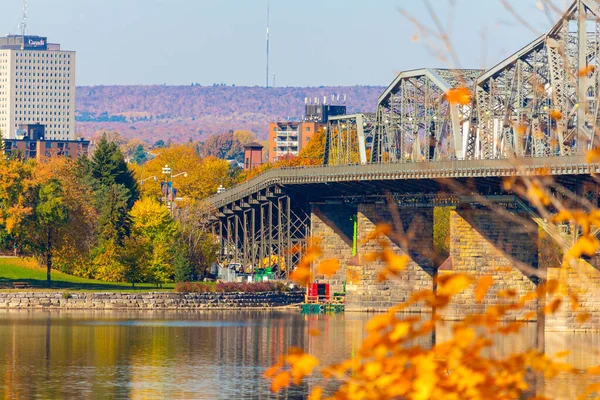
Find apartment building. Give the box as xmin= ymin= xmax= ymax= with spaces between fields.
xmin=0 ymin=35 xmax=76 ymax=140
xmin=3 ymin=123 xmax=89 ymax=160
xmin=267 ymin=104 xmax=346 ymax=162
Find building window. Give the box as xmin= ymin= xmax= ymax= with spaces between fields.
xmin=306 ymin=127 xmax=310 ymax=132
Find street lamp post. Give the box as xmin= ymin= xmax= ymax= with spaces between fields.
xmin=161 ymin=164 xmax=187 ymax=214
xmin=161 ymin=164 xmax=172 ymax=211
xmin=138 ymin=176 xmax=157 ymax=196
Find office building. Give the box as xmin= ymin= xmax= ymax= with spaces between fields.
xmin=0 ymin=35 xmax=76 ymax=141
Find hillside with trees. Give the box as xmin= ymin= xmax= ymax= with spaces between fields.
xmin=75 ymin=85 xmax=383 ymax=143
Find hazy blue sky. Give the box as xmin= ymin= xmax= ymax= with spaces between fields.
xmin=1 ymin=0 xmax=559 ymax=86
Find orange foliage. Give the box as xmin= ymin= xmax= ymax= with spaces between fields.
xmin=549 ymin=109 xmax=563 ymax=121
xmin=446 ymin=87 xmax=472 ymax=106
xmin=270 ymin=223 xmax=600 ymax=398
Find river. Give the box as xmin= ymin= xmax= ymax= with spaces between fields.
xmin=0 ymin=310 xmax=597 ymax=399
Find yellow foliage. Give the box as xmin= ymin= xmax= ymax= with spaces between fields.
xmin=141 ymin=144 xmax=232 ymax=199
xmin=346 ymin=267 xmax=361 ymax=284
xmin=527 ymin=181 xmax=551 ymax=206
xmin=566 ymin=235 xmax=600 ymax=261
xmin=437 ymin=273 xmax=472 ymax=297
xmin=267 ymin=266 xmax=600 ymax=398
xmin=544 ymin=298 xmax=562 ymax=315
xmin=290 ymin=239 xmax=322 ymax=286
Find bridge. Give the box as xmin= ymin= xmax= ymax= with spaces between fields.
xmin=206 ymin=0 xmax=600 ymax=330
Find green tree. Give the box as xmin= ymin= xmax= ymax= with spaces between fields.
xmin=131 ymin=144 xmax=148 ymax=165
xmin=17 ymin=179 xmax=70 ymax=286
xmin=91 ymin=133 xmax=139 ymax=208
xmin=96 ymin=184 xmax=132 ymax=245
xmin=174 ymin=243 xmax=194 ymax=282
xmin=90 ymin=134 xmax=140 ymax=278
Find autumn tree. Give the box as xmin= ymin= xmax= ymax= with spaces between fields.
xmin=233 ymin=130 xmax=257 ymax=146
xmin=120 ymin=233 xmax=152 ymax=287
xmin=298 ymin=128 xmax=325 ymax=165
xmin=123 ymin=138 xmax=149 ymax=165
xmin=37 ymin=157 xmax=98 ymax=278
xmin=0 ymin=158 xmax=34 ymax=250
xmin=200 ymin=130 xmax=246 ymax=162
xmin=174 ymin=200 xmax=219 ymax=280
xmin=142 ymin=144 xmax=232 ymax=199
xmin=130 ymin=197 xmax=178 ymax=286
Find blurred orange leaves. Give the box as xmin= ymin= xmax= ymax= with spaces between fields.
xmin=446 ymin=87 xmax=472 ymax=106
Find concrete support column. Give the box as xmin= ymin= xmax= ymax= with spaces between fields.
xmin=346 ymin=203 xmax=435 ymax=312
xmin=441 ymin=208 xmax=539 ymax=320
xmin=310 ymin=204 xmax=356 ymax=294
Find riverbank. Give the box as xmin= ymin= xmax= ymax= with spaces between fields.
xmin=0 ymin=257 xmax=175 ymax=291
xmin=0 ymin=291 xmax=305 ymax=310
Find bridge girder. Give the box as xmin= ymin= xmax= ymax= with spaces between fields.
xmin=324 ymin=113 xmax=375 ymax=166
xmin=473 ymin=0 xmax=600 ymax=159
xmin=371 ymin=68 xmax=483 ymax=163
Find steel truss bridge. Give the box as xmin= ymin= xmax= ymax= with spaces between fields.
xmin=207 ymin=0 xmax=600 ymax=271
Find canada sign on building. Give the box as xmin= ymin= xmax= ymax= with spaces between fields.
xmin=23 ymin=36 xmax=47 ymax=50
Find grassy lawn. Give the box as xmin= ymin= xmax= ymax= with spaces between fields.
xmin=0 ymin=257 xmax=174 ymax=291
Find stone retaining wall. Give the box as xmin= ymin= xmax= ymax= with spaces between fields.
xmin=0 ymin=291 xmax=305 ymax=310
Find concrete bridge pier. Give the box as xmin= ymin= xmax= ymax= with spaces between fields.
xmin=312 ymin=202 xmax=435 ymax=312
xmin=440 ymin=207 xmax=539 ymax=320
xmin=312 ymin=202 xmax=544 ymax=319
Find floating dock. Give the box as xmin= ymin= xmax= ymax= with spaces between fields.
xmin=299 ymin=283 xmax=345 ymax=314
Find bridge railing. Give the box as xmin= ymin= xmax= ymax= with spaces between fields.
xmin=207 ymin=155 xmax=598 ymax=208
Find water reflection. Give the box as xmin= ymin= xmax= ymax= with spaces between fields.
xmin=0 ymin=310 xmax=597 ymax=399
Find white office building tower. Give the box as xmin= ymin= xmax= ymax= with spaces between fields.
xmin=0 ymin=35 xmax=76 ymax=140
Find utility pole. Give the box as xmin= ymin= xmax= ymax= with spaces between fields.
xmin=266 ymin=0 xmax=270 ymax=88
xmin=20 ymin=0 xmax=27 ymax=36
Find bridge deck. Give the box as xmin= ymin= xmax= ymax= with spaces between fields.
xmin=207 ymin=155 xmax=600 ymax=208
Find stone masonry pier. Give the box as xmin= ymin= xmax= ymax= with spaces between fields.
xmin=313 ymin=201 xmax=600 ymax=330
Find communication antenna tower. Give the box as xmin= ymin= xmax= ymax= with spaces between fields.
xmin=265 ymin=0 xmax=270 ymax=88
xmin=20 ymin=0 xmax=28 ymax=36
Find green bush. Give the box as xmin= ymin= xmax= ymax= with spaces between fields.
xmin=175 ymin=281 xmax=288 ymax=293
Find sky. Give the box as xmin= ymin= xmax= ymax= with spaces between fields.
xmin=0 ymin=0 xmax=563 ymax=87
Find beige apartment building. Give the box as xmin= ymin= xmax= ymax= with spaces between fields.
xmin=0 ymin=35 xmax=76 ymax=140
